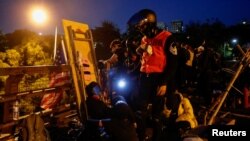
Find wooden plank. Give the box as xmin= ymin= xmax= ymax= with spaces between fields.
xmin=0 ymin=65 xmax=70 ymax=76
xmin=0 ymin=85 xmax=71 ymax=103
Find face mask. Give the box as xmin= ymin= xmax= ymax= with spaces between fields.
xmin=141 ymin=23 xmax=156 ymax=38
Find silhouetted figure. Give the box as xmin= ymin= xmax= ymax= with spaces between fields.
xmin=127 ymin=9 xmax=178 ymax=141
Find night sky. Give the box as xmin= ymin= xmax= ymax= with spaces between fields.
xmin=0 ymin=0 xmax=250 ymax=34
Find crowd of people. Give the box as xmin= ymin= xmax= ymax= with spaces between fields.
xmin=82 ymin=8 xmax=249 ymax=141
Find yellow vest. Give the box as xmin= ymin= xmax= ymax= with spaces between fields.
xmin=176 ymin=93 xmax=198 ymax=128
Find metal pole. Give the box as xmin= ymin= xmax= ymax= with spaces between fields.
xmin=208 ymin=64 xmax=243 ymax=125
xmin=208 ymin=45 xmax=250 ymax=125
xmin=53 ymin=26 xmax=58 ymax=60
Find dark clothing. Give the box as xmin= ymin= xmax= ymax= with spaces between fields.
xmin=176 ymin=46 xmax=190 ymax=91
xmin=136 ymin=73 xmax=166 ymax=141
xmin=162 ymin=35 xmax=179 ymax=86
xmin=111 ymin=95 xmax=136 ymax=123
xmin=137 ymin=72 xmax=166 ymax=116
xmin=196 ymin=48 xmax=221 ymax=106
xmin=163 ymin=36 xmax=179 ymax=110
xmin=135 ymin=32 xmax=178 ymax=141
xmin=86 ymin=97 xmax=112 ymax=119
xmin=86 ymin=95 xmax=139 ymax=141
xmin=108 ymin=118 xmax=138 ymax=141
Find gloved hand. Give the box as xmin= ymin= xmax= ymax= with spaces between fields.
xmin=136 ymin=44 xmax=152 ymax=56
xmin=136 ymin=44 xmax=146 ymax=55
xmin=136 ymin=36 xmax=148 ymax=55
xmin=157 ymin=85 xmax=167 ymax=96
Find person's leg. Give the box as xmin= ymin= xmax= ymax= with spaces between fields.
xmin=135 ymin=75 xmax=152 ymax=141
xmin=151 ymin=95 xmax=165 ymax=141
xmin=165 ymin=79 xmax=177 ymax=110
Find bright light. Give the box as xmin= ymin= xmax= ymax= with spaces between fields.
xmin=31 ymin=7 xmax=48 ymax=25
xmin=231 ymin=38 xmax=238 ymax=44
xmin=32 ymin=8 xmax=47 ymax=24
xmin=117 ymin=79 xmax=126 ymax=89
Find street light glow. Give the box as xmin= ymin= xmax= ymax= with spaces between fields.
xmin=31 ymin=7 xmax=48 ymax=25
xmin=232 ymin=38 xmax=238 ymax=44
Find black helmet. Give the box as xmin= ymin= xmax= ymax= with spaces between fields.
xmin=127 ymin=9 xmax=157 ymax=38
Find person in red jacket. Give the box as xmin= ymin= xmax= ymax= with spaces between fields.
xmin=127 ymin=9 xmax=178 ymax=141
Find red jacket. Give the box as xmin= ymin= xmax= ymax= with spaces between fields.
xmin=140 ymin=31 xmax=172 ymax=73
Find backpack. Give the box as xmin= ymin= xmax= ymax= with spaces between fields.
xmin=19 ymin=114 xmax=50 ymax=141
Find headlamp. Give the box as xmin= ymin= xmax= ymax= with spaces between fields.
xmin=117 ymin=78 xmax=127 ymax=89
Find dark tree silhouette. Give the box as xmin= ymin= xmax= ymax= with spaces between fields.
xmin=0 ymin=30 xmax=8 ymax=52
xmin=185 ymin=20 xmax=226 ymax=50
xmin=5 ymin=30 xmax=37 ymax=48
xmin=92 ymin=21 xmax=121 ymax=60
